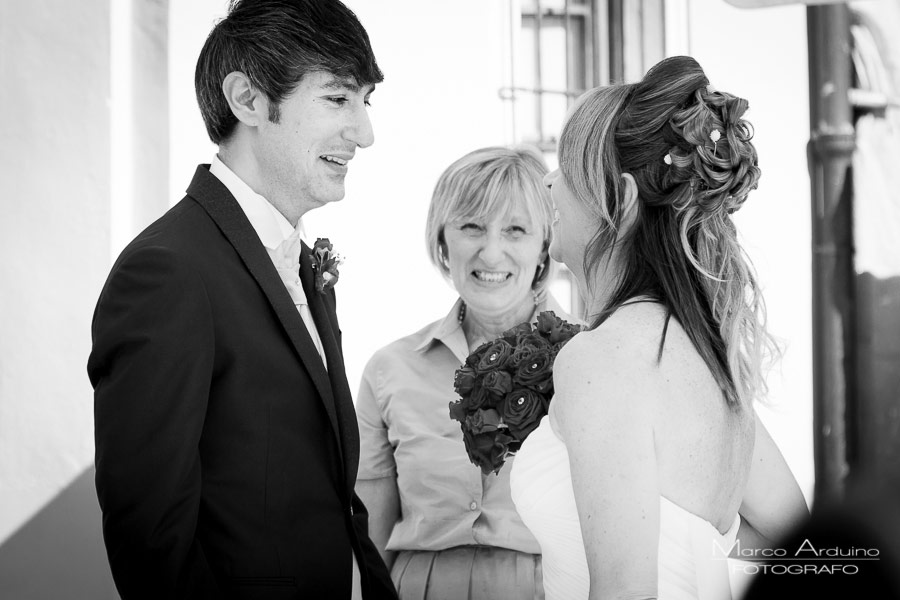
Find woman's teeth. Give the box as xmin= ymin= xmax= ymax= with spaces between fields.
xmin=474 ymin=271 xmax=510 ymax=283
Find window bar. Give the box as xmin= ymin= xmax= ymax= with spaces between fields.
xmin=534 ymin=0 xmax=544 ymax=144
xmin=593 ymin=0 xmax=610 ymax=86
xmin=508 ymin=0 xmax=518 ymax=141
xmin=586 ymin=0 xmax=596 ymax=89
xmin=565 ymin=0 xmax=572 ymax=103
xmin=608 ymin=0 xmax=624 ymax=83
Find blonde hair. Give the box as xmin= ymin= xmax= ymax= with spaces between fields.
xmin=559 ymin=56 xmax=778 ymax=406
xmin=425 ymin=146 xmax=554 ymax=299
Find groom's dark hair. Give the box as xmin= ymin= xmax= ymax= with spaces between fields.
xmin=195 ymin=0 xmax=383 ymax=144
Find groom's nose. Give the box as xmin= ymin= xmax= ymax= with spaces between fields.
xmin=345 ymin=106 xmax=374 ymax=149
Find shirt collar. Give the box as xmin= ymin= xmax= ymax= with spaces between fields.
xmin=209 ymin=155 xmax=294 ymax=249
xmin=414 ymin=298 xmax=469 ymax=363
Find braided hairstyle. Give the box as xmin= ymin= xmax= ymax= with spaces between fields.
xmin=558 ymin=55 xmax=776 ymax=407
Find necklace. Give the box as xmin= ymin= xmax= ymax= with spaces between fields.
xmin=458 ymin=301 xmax=467 ymax=323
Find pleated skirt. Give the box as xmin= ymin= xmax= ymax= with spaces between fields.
xmin=390 ymin=546 xmax=543 ymax=600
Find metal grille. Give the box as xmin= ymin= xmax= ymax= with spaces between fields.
xmin=501 ymin=0 xmax=604 ymax=152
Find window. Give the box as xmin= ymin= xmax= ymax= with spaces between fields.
xmin=500 ymin=0 xmax=666 ymax=318
xmin=501 ymin=0 xmax=605 ymax=153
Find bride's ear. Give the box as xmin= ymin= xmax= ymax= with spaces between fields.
xmin=619 ymin=173 xmax=640 ymax=234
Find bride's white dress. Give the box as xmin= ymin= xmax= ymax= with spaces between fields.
xmin=510 ymin=413 xmax=739 ymax=600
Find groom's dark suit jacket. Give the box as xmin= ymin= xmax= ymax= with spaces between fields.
xmin=88 ymin=165 xmax=396 ymax=599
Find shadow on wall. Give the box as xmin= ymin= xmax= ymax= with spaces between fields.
xmin=0 ymin=467 xmax=117 ymax=599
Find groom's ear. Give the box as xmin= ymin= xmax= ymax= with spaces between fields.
xmin=222 ymin=71 xmax=267 ymax=128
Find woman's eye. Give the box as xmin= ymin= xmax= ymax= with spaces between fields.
xmin=505 ymin=226 xmax=527 ymax=239
xmin=459 ymin=223 xmax=483 ymax=235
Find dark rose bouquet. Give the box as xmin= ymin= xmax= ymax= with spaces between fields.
xmin=449 ymin=311 xmax=582 ymax=475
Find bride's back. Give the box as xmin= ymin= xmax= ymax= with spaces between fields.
xmin=592 ymin=300 xmax=754 ymax=534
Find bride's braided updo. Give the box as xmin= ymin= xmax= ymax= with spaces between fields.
xmin=559 ymin=55 xmax=776 ymax=406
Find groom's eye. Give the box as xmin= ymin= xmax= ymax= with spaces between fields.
xmin=326 ymin=96 xmax=349 ymax=106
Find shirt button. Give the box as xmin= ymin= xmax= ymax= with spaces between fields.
xmin=469 ymin=501 xmax=478 ymax=511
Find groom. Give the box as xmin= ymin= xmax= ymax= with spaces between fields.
xmin=87 ymin=1 xmax=396 ymax=598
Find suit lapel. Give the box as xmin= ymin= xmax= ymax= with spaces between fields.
xmin=300 ymin=245 xmax=358 ymax=493
xmin=186 ymin=166 xmax=345 ymax=467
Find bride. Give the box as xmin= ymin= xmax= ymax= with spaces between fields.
xmin=510 ymin=56 xmax=809 ymax=600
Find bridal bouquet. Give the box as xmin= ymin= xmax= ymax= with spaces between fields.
xmin=449 ymin=311 xmax=582 ymax=475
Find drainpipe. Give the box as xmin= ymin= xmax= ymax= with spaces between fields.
xmin=806 ymin=3 xmax=855 ymax=503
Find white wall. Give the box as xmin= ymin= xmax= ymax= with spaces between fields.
xmin=0 ymin=0 xmax=108 ymax=543
xmin=0 ymin=0 xmax=118 ymax=596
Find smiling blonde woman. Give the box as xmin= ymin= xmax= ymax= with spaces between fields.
xmin=356 ymin=146 xmax=571 ymax=600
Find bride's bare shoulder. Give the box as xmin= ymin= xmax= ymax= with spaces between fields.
xmin=557 ymin=302 xmax=670 ymax=369
xmin=552 ymin=303 xmax=669 ymax=424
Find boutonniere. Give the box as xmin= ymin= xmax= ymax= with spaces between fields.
xmin=310 ymin=238 xmax=343 ymax=293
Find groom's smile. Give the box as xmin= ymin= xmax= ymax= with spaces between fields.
xmin=319 ymin=151 xmax=354 ymax=175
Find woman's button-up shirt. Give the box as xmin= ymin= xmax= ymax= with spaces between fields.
xmin=356 ymin=297 xmax=567 ymax=554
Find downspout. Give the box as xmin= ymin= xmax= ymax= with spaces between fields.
xmin=807 ymin=3 xmax=856 ymax=503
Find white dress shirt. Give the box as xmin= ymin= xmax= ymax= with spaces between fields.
xmin=209 ymin=156 xmax=362 ymax=599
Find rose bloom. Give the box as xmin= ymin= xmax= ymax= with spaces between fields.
xmin=464 ymin=408 xmax=503 ymax=434
xmin=535 ymin=311 xmax=563 ymax=337
xmin=515 ymin=352 xmax=554 ymax=394
xmin=462 ymin=428 xmax=515 ymax=475
xmin=509 ymin=334 xmax=549 ymax=368
xmin=465 ymin=340 xmax=493 ymax=368
xmin=500 ymin=322 xmax=533 ymax=345
xmin=482 ymin=370 xmax=513 ymax=397
xmin=521 ymin=331 xmax=552 ymax=350
xmin=501 ymin=388 xmax=547 ymax=440
xmin=466 ymin=380 xmax=494 ymax=410
xmin=449 ymin=398 xmax=467 ymax=424
xmin=454 ymin=366 xmax=477 ymax=395
xmin=474 ymin=339 xmax=515 ymax=374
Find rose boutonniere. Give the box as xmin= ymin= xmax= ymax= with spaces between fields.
xmin=310 ymin=238 xmax=343 ymax=293
xmin=449 ymin=310 xmax=582 ymax=475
